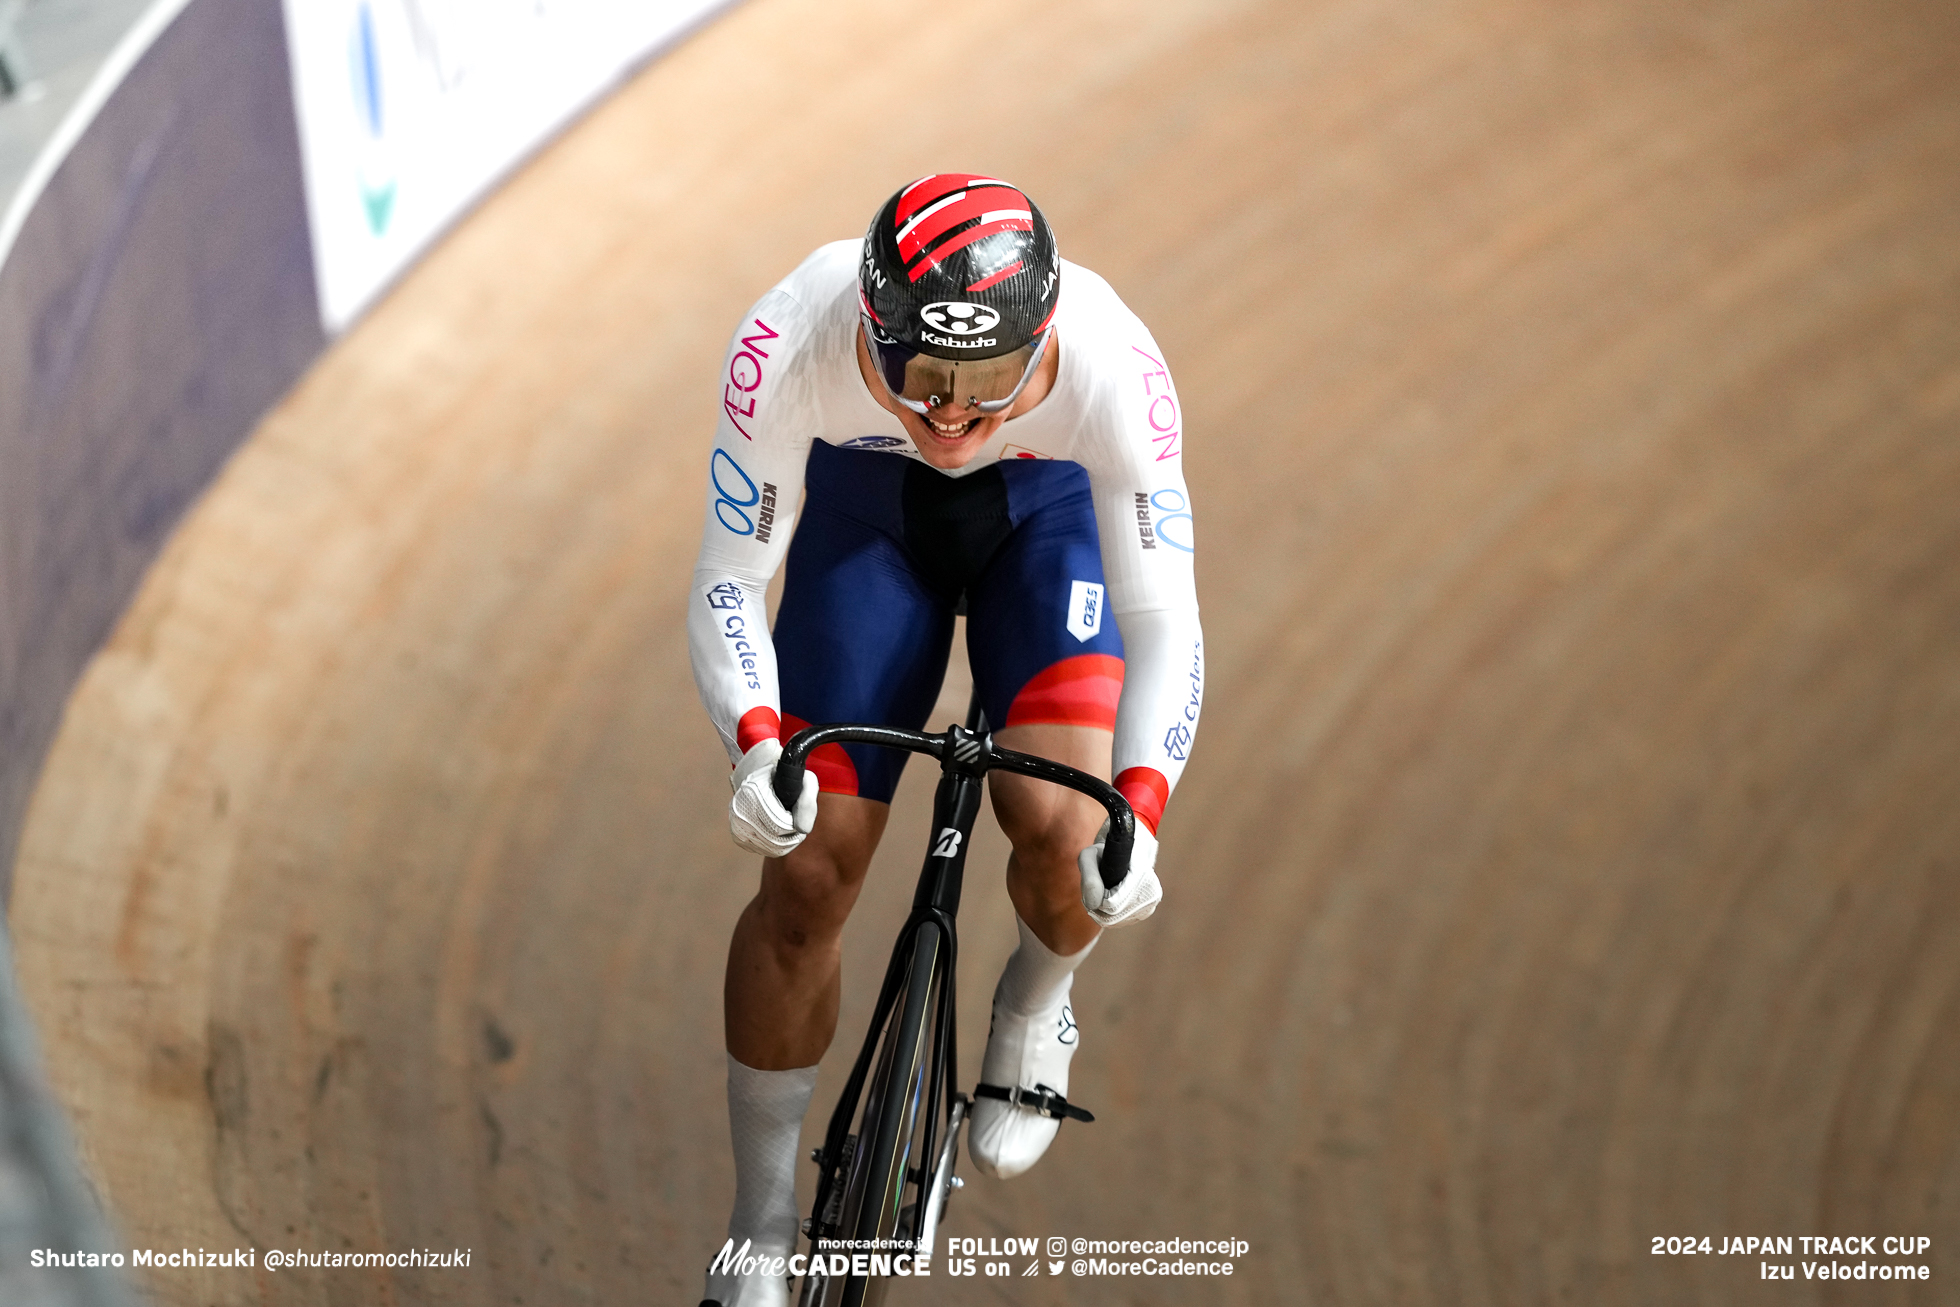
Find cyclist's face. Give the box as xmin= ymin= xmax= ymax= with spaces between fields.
xmin=854 ymin=330 xmax=1058 ymax=469
xmin=909 ymin=394 xmax=1006 ymax=469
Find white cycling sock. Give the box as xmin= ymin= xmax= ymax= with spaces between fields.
xmin=724 ymin=1054 xmax=818 ymax=1256
xmin=993 ymin=915 xmax=1097 ymax=1017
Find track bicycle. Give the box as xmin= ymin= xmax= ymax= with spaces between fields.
xmin=775 ymin=701 xmax=1136 ymax=1307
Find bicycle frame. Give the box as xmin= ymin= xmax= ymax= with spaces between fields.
xmin=776 ymin=714 xmax=1134 ymax=1300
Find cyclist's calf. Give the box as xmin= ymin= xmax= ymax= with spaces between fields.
xmin=727 ymin=795 xmax=890 ymax=1069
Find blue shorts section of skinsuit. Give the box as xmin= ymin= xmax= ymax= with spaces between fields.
xmin=775 ymin=440 xmax=1124 ymax=802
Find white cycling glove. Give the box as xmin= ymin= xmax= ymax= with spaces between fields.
xmin=1078 ymin=820 xmax=1161 ymax=927
xmin=728 ymin=738 xmax=819 ymax=859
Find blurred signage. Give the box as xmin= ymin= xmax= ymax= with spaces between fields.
xmin=282 ymin=0 xmax=728 ymax=332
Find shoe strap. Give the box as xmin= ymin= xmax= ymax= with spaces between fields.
xmin=974 ymin=1081 xmax=1095 ymax=1123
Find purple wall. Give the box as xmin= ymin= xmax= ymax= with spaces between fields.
xmin=0 ymin=0 xmax=324 ymax=903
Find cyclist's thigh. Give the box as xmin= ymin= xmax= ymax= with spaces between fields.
xmin=966 ymin=460 xmax=1125 ymax=741
xmin=966 ymin=462 xmax=1122 ymax=846
xmin=776 ymin=447 xmax=957 ymax=804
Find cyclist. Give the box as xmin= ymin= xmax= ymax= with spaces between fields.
xmin=690 ymin=174 xmax=1203 ymax=1306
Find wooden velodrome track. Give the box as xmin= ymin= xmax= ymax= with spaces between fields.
xmin=10 ymin=0 xmax=1960 ymax=1301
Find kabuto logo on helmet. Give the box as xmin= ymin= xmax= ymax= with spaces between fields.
xmin=920 ymin=302 xmax=1000 ymax=335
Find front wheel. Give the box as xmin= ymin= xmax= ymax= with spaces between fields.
xmin=799 ymin=922 xmax=945 ymax=1307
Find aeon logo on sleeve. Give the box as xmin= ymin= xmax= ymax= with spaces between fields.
xmin=1066 ymin=580 xmax=1104 ymax=643
xmin=723 ymin=319 xmax=778 ymax=441
xmin=920 ymin=302 xmax=1000 ymax=335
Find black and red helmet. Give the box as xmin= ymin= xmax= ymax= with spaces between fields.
xmin=859 ymin=174 xmax=1060 ymax=362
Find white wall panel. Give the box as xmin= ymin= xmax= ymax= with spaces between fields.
xmin=282 ymin=0 xmax=729 ymax=332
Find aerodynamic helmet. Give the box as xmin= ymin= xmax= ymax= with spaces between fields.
xmin=858 ymin=173 xmax=1060 ymax=414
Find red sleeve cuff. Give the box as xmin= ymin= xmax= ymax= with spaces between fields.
xmin=1114 ymin=766 xmax=1169 ymax=835
xmin=735 ymin=706 xmax=782 ymax=755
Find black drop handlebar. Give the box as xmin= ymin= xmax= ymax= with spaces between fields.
xmin=773 ymin=723 xmax=1137 ymax=888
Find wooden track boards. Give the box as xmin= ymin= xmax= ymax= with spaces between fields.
xmin=12 ymin=0 xmax=1960 ymax=1302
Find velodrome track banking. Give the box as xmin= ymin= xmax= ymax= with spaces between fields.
xmin=5 ymin=0 xmax=1959 ymax=1303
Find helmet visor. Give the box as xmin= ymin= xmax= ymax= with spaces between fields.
xmin=862 ymin=318 xmax=1049 ymax=416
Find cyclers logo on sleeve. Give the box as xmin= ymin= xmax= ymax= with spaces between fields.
xmin=710 ymin=609 xmax=762 ymax=695
xmin=711 ymin=450 xmax=776 ymax=544
xmin=1162 ymin=639 xmax=1203 ymax=761
xmin=701 ymin=581 xmax=761 ymax=690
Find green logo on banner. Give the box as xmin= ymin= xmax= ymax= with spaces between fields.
xmin=362 ymin=179 xmax=396 ymax=235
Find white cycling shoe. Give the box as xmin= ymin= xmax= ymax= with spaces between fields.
xmin=969 ymin=985 xmax=1095 ymax=1180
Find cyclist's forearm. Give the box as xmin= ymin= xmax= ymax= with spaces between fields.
xmin=688 ymin=568 xmax=782 ymax=763
xmin=1109 ymin=605 xmax=1204 ymax=834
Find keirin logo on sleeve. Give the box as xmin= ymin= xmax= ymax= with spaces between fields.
xmin=1066 ymin=581 xmax=1104 ymax=642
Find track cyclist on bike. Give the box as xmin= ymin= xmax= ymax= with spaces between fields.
xmin=690 ymin=175 xmax=1204 ymax=1307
